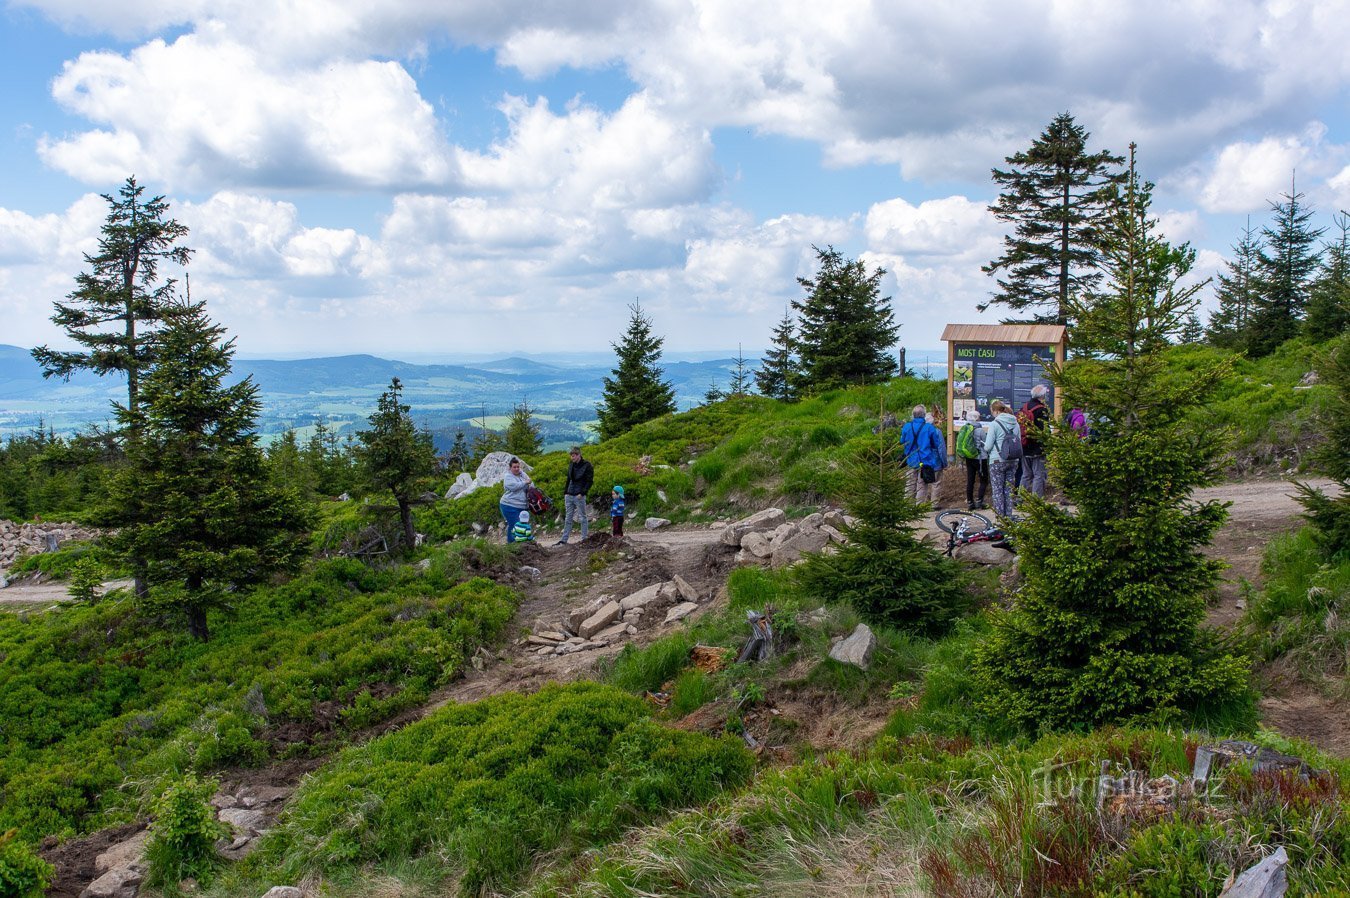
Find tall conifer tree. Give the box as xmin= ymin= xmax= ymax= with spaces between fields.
xmin=504 ymin=400 xmax=542 ymax=458
xmin=1206 ymin=219 xmax=1262 ymax=349
xmin=33 ymin=177 xmax=192 ymax=420
xmin=596 ymin=301 xmax=676 ymax=439
xmin=357 ymin=378 xmax=436 ymax=552
xmin=792 ymin=246 xmax=899 ymax=391
xmin=1305 ymin=212 xmax=1350 ymax=343
xmin=755 ymin=307 xmax=798 ymax=401
xmin=103 ymin=300 xmax=308 ymax=641
xmin=1249 ymin=178 xmax=1324 ymax=357
xmin=982 ymin=113 xmax=1123 ymax=327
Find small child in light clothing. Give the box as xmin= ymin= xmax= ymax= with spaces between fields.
xmin=610 ymin=485 xmax=625 ymax=536
xmin=511 ymin=509 xmax=534 ymax=543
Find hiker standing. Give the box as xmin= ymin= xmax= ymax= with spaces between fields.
xmin=956 ymin=409 xmax=988 ymax=510
xmin=984 ymin=400 xmax=1022 ymax=518
xmin=1018 ymin=384 xmax=1051 ymax=498
xmin=900 ymin=404 xmax=945 ymax=506
xmin=500 ymin=457 xmax=532 ymax=543
xmin=610 ymin=485 xmax=626 ymax=536
xmin=556 ymin=446 xmax=594 ymax=545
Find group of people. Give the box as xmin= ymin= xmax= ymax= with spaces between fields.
xmin=497 ymin=448 xmax=626 ymax=543
xmin=901 ymin=384 xmax=1059 ymax=519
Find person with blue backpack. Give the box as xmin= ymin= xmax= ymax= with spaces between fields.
xmin=955 ymin=409 xmax=988 ymax=510
xmin=901 ymin=404 xmax=946 ymax=506
xmin=983 ymin=399 xmax=1022 ymax=518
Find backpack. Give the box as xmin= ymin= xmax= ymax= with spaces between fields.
xmin=955 ymin=423 xmax=980 ymax=460
xmin=1067 ymin=408 xmax=1088 ymax=438
xmin=998 ymin=419 xmax=1023 ymax=461
xmin=1016 ymin=404 xmax=1035 ymax=449
xmin=526 ymin=486 xmax=553 ymax=515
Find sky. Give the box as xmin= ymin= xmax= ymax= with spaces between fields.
xmin=3 ymin=1 xmax=1350 ymax=359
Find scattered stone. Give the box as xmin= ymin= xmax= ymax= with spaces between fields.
xmin=709 ymin=521 xmax=728 ymax=530
xmin=741 ymin=531 xmax=773 ymax=559
xmin=537 ymin=630 xmax=566 ymax=642
xmin=672 ymin=574 xmax=699 ymax=604
xmin=720 ymin=508 xmax=787 ymax=546
xmin=664 ymin=602 xmax=699 ymax=624
xmin=625 ymin=624 xmax=638 ymax=635
xmin=536 ymin=647 xmax=553 ymax=656
xmin=471 ymin=522 xmax=486 ymax=535
xmin=622 ymin=608 xmax=644 ymax=623
xmin=579 ymin=601 xmax=623 ymax=638
xmin=566 ymin=636 xmax=585 ymax=645
xmin=1235 ymin=600 xmax=1247 ymax=611
xmin=1220 ymin=847 xmax=1288 ymax=898
xmin=820 ymin=524 xmax=847 ymax=544
xmin=261 ymin=887 xmax=304 ymax=898
xmin=211 ymin=794 xmax=236 ymax=810
xmin=797 ymin=512 xmax=824 ymax=531
xmin=226 ymin=835 xmax=251 ymax=851
xmin=526 ymin=635 xmax=561 ymax=647
xmin=95 ymin=832 xmax=148 ymax=875
xmin=567 ymin=596 xmax=608 ymax=632
xmin=953 ymin=541 xmax=1015 ymax=567
xmin=81 ymin=866 xmax=143 ymax=898
xmin=770 ymin=529 xmax=830 ymax=568
xmin=1300 ymin=370 xmax=1320 ymax=387
xmin=821 ymin=509 xmax=847 ymax=529
xmin=220 ymin=807 xmax=267 ymax=833
xmin=644 ymin=517 xmax=671 ymax=530
xmin=767 ymin=522 xmax=798 ymax=551
xmin=518 ymin=565 xmax=542 ymax=581
xmin=734 ymin=548 xmax=757 ymax=566
xmin=593 ymin=622 xmax=628 ymax=641
xmin=619 ymin=583 xmax=663 ymax=610
xmin=656 ymin=489 xmax=669 ymax=503
xmin=337 ymin=492 xmax=350 ymax=502
xmin=828 ymin=623 xmax=876 ymax=670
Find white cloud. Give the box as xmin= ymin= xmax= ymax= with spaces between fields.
xmin=40 ymin=31 xmax=456 ymax=191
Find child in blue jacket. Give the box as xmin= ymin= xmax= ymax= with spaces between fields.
xmin=610 ymin=485 xmax=625 ymax=536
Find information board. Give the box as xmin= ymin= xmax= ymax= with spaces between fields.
xmin=950 ymin=343 xmax=1056 ymax=428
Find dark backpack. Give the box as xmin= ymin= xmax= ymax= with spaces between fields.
xmin=526 ymin=486 xmax=553 ymax=515
xmin=998 ymin=419 xmax=1023 ymax=461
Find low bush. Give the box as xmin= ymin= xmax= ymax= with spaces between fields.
xmin=144 ymin=775 xmax=227 ymax=889
xmin=256 ymin=683 xmax=754 ymax=896
xmin=0 ymin=830 xmax=53 ymax=898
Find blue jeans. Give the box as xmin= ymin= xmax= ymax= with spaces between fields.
xmin=560 ymin=493 xmax=588 ymax=541
xmin=500 ymin=503 xmax=525 ymax=542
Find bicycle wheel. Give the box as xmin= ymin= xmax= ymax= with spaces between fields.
xmin=934 ymin=509 xmax=993 ymax=534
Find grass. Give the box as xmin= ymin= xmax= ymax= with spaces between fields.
xmin=0 ymin=539 xmax=520 ymax=842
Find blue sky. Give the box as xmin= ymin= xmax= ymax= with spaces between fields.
xmin=3 ymin=1 xmax=1350 ymax=358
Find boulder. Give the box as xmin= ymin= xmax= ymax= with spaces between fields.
xmin=741 ymin=531 xmax=773 ymax=559
xmin=473 ymin=452 xmax=532 ymax=489
xmin=770 ymin=529 xmax=830 ymax=568
xmin=95 ymin=832 xmax=148 ymax=875
xmin=821 ymin=509 xmax=847 ymax=529
xmin=768 ymin=522 xmax=798 ymax=551
xmin=578 ymin=601 xmax=622 ymax=639
xmin=644 ymin=517 xmax=671 ymax=530
xmin=1220 ymin=847 xmax=1288 ymax=898
xmin=734 ymin=548 xmax=758 ymax=566
xmin=664 ymin=602 xmax=699 ymax=624
xmin=81 ymin=866 xmax=143 ymax=898
xmin=619 ymin=583 xmax=663 ymax=610
xmin=829 ymin=624 xmax=876 ymax=670
xmin=720 ymin=508 xmax=787 ymax=546
xmin=672 ymin=574 xmax=699 ymax=604
xmin=446 ymin=472 xmax=475 ymax=499
xmin=261 ymin=888 xmax=304 ymax=898
xmin=953 ymin=541 xmax=1015 ymax=567
xmin=797 ymin=512 xmax=824 ymax=531
xmin=820 ymin=524 xmax=847 ymax=544
xmin=567 ymin=596 xmax=609 ymax=632
xmin=220 ymin=807 xmax=267 ymax=833
xmin=593 ymin=622 xmax=629 ymax=641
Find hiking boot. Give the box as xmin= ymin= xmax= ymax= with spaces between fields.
xmin=553 ymin=539 xmax=568 ymax=546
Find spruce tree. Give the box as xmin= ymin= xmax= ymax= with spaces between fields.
xmin=1305 ymin=212 xmax=1350 ymax=343
xmin=1295 ymin=336 xmax=1350 ymax=559
xmin=755 ymin=306 xmax=798 ymax=401
xmin=1206 ymin=219 xmax=1262 ymax=349
xmin=703 ymin=379 xmax=724 ymax=405
xmin=727 ymin=345 xmax=753 ymax=396
xmin=792 ymin=246 xmax=899 ymax=391
xmin=32 ymin=177 xmax=192 ymax=420
xmin=1248 ymin=178 xmax=1324 ymax=357
xmin=504 ymin=401 xmax=542 ymax=458
xmin=446 ymin=430 xmax=470 ymax=473
xmin=596 ymin=301 xmax=676 ymax=439
xmin=103 ymin=300 xmax=309 ymax=641
xmin=975 ymin=145 xmax=1249 ymax=731
xmin=357 ymin=378 xmax=436 ymax=552
xmin=982 ymin=112 xmax=1123 ymax=327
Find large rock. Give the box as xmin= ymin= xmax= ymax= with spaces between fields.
xmin=445 ymin=472 xmax=475 ymax=499
xmin=566 ymin=596 xmax=609 ymax=632
xmin=672 ymin=574 xmax=699 ymax=604
xmin=473 ymin=452 xmax=532 ymax=490
xmin=664 ymin=602 xmax=699 ymax=624
xmin=578 ymin=601 xmax=622 ymax=638
xmin=620 ymin=584 xmax=663 ymax=610
xmin=770 ymin=529 xmax=830 ymax=568
xmin=644 ymin=517 xmax=671 ymax=530
xmin=820 ymin=524 xmax=847 ymax=544
xmin=829 ymin=624 xmax=876 ymax=670
xmin=720 ymin=508 xmax=787 ymax=546
xmin=741 ymin=531 xmax=773 ymax=559
xmin=220 ymin=807 xmax=267 ymax=833
xmin=81 ymin=866 xmax=143 ymax=898
xmin=953 ymin=541 xmax=1015 ymax=567
xmin=767 ymin=522 xmax=798 ymax=551
xmin=95 ymin=832 xmax=148 ymax=874
xmin=1220 ymin=847 xmax=1288 ymax=898
xmin=797 ymin=512 xmax=824 ymax=531
xmin=261 ymin=888 xmax=304 ymax=898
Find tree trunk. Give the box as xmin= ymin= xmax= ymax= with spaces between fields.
xmin=187 ymin=603 xmax=209 ymax=641
xmin=398 ymin=499 xmax=416 ymax=553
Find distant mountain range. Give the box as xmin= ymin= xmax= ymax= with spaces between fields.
xmin=0 ymin=345 xmax=756 ymax=450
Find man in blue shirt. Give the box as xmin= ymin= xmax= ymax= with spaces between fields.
xmin=900 ymin=404 xmax=946 ymax=506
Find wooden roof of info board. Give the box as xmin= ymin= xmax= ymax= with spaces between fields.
xmin=940 ymin=324 xmax=1067 ymax=345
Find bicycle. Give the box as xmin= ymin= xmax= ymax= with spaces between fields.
xmin=933 ymin=508 xmax=1012 ymax=557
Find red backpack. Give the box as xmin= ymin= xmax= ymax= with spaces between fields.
xmin=526 ymin=485 xmax=553 ymax=515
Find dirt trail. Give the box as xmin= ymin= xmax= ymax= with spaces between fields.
xmin=0 ymin=577 xmax=133 ymax=606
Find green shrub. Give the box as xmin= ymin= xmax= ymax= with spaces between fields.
xmin=144 ymin=775 xmax=227 ymax=888
xmin=66 ymin=556 xmax=104 ymax=603
xmin=258 ymin=683 xmax=754 ymax=896
xmin=0 ymin=830 xmax=53 ymax=898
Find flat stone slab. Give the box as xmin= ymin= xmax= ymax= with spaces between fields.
xmin=95 ymin=831 xmax=148 ymax=874
xmin=829 ymin=623 xmax=876 ymax=670
xmin=619 ymin=584 xmax=663 ymax=610
xmin=578 ymin=601 xmax=622 ymax=638
xmin=664 ymin=602 xmax=699 ymax=624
